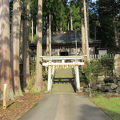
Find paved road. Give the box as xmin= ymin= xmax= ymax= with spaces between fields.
xmin=20 ymin=94 xmax=111 ymax=120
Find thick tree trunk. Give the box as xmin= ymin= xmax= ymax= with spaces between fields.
xmin=60 ymin=21 xmax=62 ymax=32
xmin=20 ymin=20 xmax=23 ymax=61
xmin=87 ymin=0 xmax=90 ymax=40
xmin=0 ymin=0 xmax=14 ymax=99
xmin=46 ymin=14 xmax=52 ymax=56
xmin=70 ymin=0 xmax=73 ymax=31
xmin=23 ymin=4 xmax=30 ymax=88
xmin=49 ymin=14 xmax=52 ymax=56
xmin=70 ymin=15 xmax=73 ymax=31
xmin=81 ymin=0 xmax=86 ymax=55
xmin=32 ymin=19 xmax=34 ymax=42
xmin=114 ymin=21 xmax=119 ymax=49
xmin=83 ymin=0 xmax=90 ymax=60
xmin=94 ymin=22 xmax=96 ymax=41
xmin=35 ymin=0 xmax=43 ymax=90
xmin=68 ymin=22 xmax=70 ymax=31
xmin=46 ymin=21 xmax=49 ymax=55
xmin=12 ymin=0 xmax=22 ymax=96
xmin=19 ymin=20 xmax=23 ymax=90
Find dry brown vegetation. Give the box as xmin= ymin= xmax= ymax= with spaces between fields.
xmin=0 ymin=93 xmax=43 ymax=120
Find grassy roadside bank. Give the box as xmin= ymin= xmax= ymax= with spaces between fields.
xmin=91 ymin=95 xmax=120 ymax=120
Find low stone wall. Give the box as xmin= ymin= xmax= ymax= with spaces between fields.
xmin=90 ymin=76 xmax=120 ymax=94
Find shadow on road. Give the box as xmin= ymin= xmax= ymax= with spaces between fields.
xmin=80 ymin=104 xmax=119 ymax=120
xmin=53 ymin=78 xmax=77 ymax=92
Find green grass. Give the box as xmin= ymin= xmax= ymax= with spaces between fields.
xmin=91 ymin=96 xmax=120 ymax=120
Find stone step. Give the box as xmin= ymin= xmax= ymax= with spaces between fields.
xmin=52 ymin=68 xmax=75 ymax=93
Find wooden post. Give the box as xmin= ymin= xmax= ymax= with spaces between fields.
xmin=3 ymin=84 xmax=7 ymax=110
xmin=75 ymin=66 xmax=80 ymax=91
xmin=48 ymin=66 xmax=52 ymax=91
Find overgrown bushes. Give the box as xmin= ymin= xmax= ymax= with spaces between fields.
xmin=25 ymin=60 xmax=48 ymax=93
xmin=81 ymin=58 xmax=114 ymax=85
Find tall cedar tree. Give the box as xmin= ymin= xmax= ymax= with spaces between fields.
xmin=23 ymin=3 xmax=30 ymax=88
xmin=35 ymin=0 xmax=43 ymax=90
xmin=0 ymin=0 xmax=14 ymax=99
xmin=12 ymin=0 xmax=22 ymax=96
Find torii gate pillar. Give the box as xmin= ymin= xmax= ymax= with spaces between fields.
xmin=48 ymin=66 xmax=52 ymax=91
xmin=75 ymin=66 xmax=80 ymax=91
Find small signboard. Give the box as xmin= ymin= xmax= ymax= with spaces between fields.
xmin=99 ymin=49 xmax=107 ymax=56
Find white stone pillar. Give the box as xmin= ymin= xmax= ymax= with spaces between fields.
xmin=75 ymin=66 xmax=80 ymax=91
xmin=52 ymin=66 xmax=55 ymax=76
xmin=48 ymin=66 xmax=52 ymax=91
xmin=51 ymin=66 xmax=55 ymax=88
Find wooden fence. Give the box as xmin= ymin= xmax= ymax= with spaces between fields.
xmin=90 ymin=54 xmax=114 ymax=60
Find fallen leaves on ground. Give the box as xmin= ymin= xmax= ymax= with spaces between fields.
xmin=0 ymin=93 xmax=43 ymax=120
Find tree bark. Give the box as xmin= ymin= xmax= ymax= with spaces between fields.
xmin=94 ymin=22 xmax=96 ymax=41
xmin=23 ymin=4 xmax=30 ymax=88
xmin=81 ymin=0 xmax=86 ymax=55
xmin=46 ymin=14 xmax=52 ymax=56
xmin=46 ymin=20 xmax=49 ymax=55
xmin=0 ymin=0 xmax=14 ymax=99
xmin=113 ymin=20 xmax=119 ymax=49
xmin=87 ymin=0 xmax=90 ymax=40
xmin=68 ymin=22 xmax=70 ymax=31
xmin=83 ymin=0 xmax=90 ymax=60
xmin=70 ymin=15 xmax=73 ymax=31
xmin=12 ymin=0 xmax=22 ymax=96
xmin=35 ymin=0 xmax=43 ymax=91
xmin=32 ymin=19 xmax=34 ymax=42
xmin=49 ymin=13 xmax=52 ymax=56
xmin=20 ymin=20 xmax=23 ymax=61
xmin=70 ymin=0 xmax=73 ymax=31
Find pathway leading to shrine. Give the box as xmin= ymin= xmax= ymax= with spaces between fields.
xmin=52 ymin=68 xmax=75 ymax=94
xmin=20 ymin=68 xmax=111 ymax=120
xmin=20 ymin=94 xmax=112 ymax=120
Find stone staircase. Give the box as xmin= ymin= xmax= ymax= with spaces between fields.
xmin=51 ymin=68 xmax=76 ymax=94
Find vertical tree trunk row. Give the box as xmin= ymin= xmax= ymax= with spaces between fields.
xmin=12 ymin=0 xmax=22 ymax=96
xmin=32 ymin=19 xmax=34 ymax=42
xmin=46 ymin=13 xmax=52 ymax=56
xmin=70 ymin=0 xmax=73 ymax=31
xmin=81 ymin=0 xmax=86 ymax=55
xmin=49 ymin=13 xmax=52 ymax=56
xmin=23 ymin=4 xmax=30 ymax=88
xmin=35 ymin=0 xmax=43 ymax=90
xmin=0 ymin=0 xmax=14 ymax=99
xmin=114 ymin=20 xmax=119 ymax=49
xmin=46 ymin=15 xmax=49 ymax=56
xmin=83 ymin=0 xmax=90 ymax=60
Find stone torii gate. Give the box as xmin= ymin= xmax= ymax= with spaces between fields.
xmin=41 ymin=56 xmax=85 ymax=92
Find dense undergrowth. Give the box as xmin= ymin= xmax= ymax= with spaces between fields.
xmin=80 ymin=57 xmax=114 ymax=85
xmin=25 ymin=60 xmax=48 ymax=93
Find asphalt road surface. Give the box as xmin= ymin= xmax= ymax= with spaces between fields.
xmin=20 ymin=94 xmax=112 ymax=120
